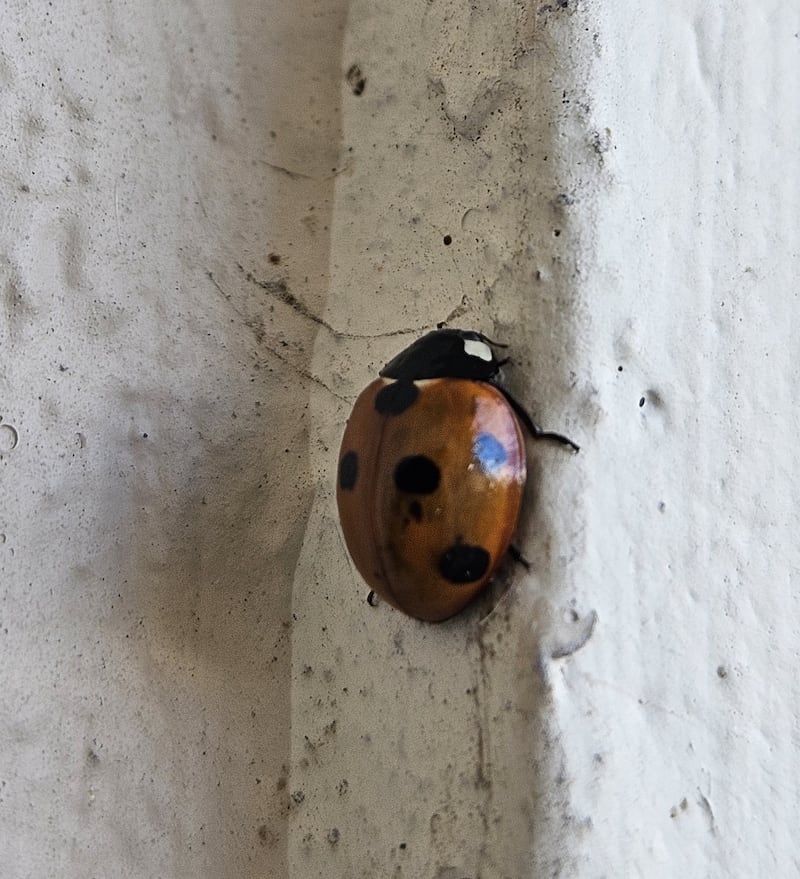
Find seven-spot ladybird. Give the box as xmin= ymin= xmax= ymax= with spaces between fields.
xmin=336 ymin=329 xmax=577 ymax=622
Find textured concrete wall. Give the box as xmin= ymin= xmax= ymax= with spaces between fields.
xmin=2 ymin=1 xmax=797 ymax=877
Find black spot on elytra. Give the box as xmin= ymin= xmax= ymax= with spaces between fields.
xmin=338 ymin=450 xmax=358 ymax=490
xmin=394 ymin=455 xmax=440 ymax=494
xmin=375 ymin=380 xmax=418 ymax=415
xmin=408 ymin=500 xmax=423 ymax=522
xmin=439 ymin=542 xmax=490 ymax=584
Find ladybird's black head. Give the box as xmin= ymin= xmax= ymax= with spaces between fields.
xmin=379 ymin=329 xmax=504 ymax=382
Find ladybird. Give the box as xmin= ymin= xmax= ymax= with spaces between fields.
xmin=336 ymin=328 xmax=577 ymax=622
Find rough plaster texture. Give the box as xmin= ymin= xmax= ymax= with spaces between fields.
xmin=565 ymin=4 xmax=800 ymax=874
xmin=1 ymin=0 xmax=798 ymax=878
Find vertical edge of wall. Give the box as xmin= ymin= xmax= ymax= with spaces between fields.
xmin=292 ymin=1 xmax=603 ymax=876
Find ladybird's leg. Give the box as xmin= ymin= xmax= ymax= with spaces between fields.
xmin=500 ymin=389 xmax=580 ymax=453
xmin=476 ymin=333 xmax=509 ymax=349
xmin=507 ymin=544 xmax=531 ymax=570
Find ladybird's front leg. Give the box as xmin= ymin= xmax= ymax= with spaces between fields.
xmin=500 ymin=389 xmax=580 ymax=453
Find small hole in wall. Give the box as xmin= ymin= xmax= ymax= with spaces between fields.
xmin=346 ymin=63 xmax=366 ymax=96
xmin=553 ymin=229 xmax=561 ymax=237
xmin=443 ymin=234 xmax=452 ymax=246
xmin=0 ymin=423 xmax=19 ymax=452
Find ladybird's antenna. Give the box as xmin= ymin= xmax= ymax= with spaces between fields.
xmin=501 ymin=389 xmax=580 ymax=453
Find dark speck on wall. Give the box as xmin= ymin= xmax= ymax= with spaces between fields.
xmin=346 ymin=63 xmax=366 ymax=96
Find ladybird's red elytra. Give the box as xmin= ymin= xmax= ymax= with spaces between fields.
xmin=336 ymin=329 xmax=576 ymax=623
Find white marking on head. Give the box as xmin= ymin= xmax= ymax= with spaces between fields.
xmin=463 ymin=338 xmax=492 ymax=362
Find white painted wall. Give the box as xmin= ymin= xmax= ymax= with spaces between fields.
xmin=567 ymin=3 xmax=800 ymax=874
xmin=1 ymin=1 xmax=797 ymax=877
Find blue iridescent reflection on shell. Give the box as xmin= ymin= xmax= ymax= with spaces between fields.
xmin=472 ymin=432 xmax=508 ymax=474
